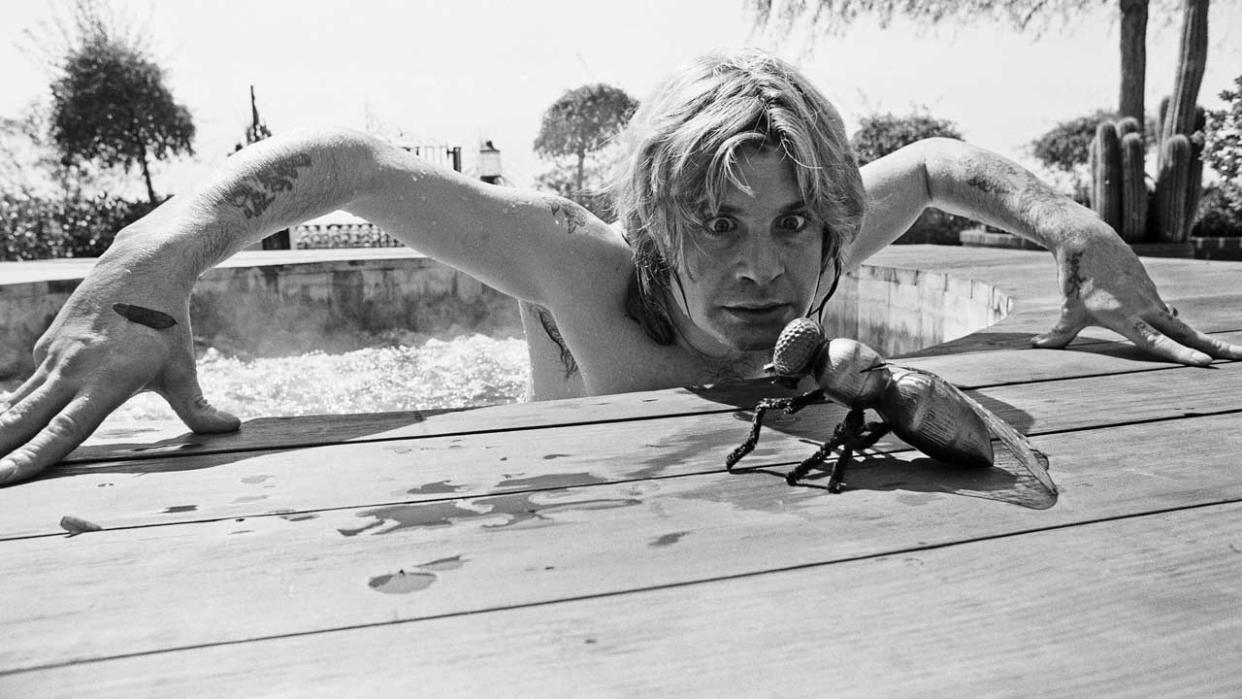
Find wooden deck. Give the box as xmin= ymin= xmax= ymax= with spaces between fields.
xmin=3 ymin=245 xmax=1241 ymax=696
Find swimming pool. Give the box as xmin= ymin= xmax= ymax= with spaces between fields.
xmin=1 ymin=247 xmax=1012 ymax=420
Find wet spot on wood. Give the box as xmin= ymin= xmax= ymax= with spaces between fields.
xmin=543 ymin=453 xmax=570 ymax=460
xmin=498 ymin=473 xmax=608 ymax=490
xmin=338 ymin=491 xmax=642 ymax=536
xmin=229 ymin=530 xmax=254 ymax=535
xmin=896 ymin=493 xmax=939 ymax=507
xmin=650 ymin=532 xmax=689 ymax=547
xmin=96 ymin=482 xmax=114 ymax=488
xmin=162 ymin=505 xmax=198 ymax=514
xmin=231 ymin=495 xmax=268 ymax=504
xmin=406 ymin=480 xmax=462 ymax=495
xmin=281 ymin=512 xmax=319 ymax=522
xmin=369 ymin=570 xmax=437 ymax=594
xmin=419 ymin=555 xmax=466 ymax=572
xmin=242 ymin=475 xmax=271 ymax=484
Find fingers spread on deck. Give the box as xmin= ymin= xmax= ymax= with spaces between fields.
xmin=0 ymin=393 xmax=128 ymax=486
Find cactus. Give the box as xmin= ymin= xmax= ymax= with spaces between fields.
xmin=1093 ymin=121 xmax=1124 ymax=231
xmin=1157 ymin=135 xmax=1192 ymax=242
xmin=1162 ymin=0 xmax=1209 ymax=148
xmin=1090 ymin=0 xmax=1209 ymax=245
xmin=1120 ymin=132 xmax=1147 ymax=241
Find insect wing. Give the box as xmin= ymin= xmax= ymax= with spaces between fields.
xmin=900 ymin=366 xmax=1058 ymax=498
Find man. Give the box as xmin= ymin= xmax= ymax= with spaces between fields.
xmin=1 ymin=49 xmax=1237 ymax=486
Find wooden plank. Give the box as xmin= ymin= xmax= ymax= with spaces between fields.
xmin=3 ymin=411 xmax=1242 ymax=672
xmin=61 ymin=327 xmax=1242 ymax=469
xmin=5 ymin=494 xmax=1240 ymax=695
xmin=63 ymin=380 xmax=805 ymax=465
xmin=6 ymin=357 xmax=1242 ymax=539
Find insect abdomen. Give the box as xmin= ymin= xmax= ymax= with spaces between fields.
xmin=881 ymin=369 xmax=993 ymax=468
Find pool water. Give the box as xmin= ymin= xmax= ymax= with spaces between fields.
xmin=106 ymin=332 xmax=531 ymax=421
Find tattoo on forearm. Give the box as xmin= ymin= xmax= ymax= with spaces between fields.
xmin=223 ymin=153 xmax=314 ymax=219
xmin=964 ymin=159 xmax=1067 ymax=238
xmin=113 ymin=303 xmax=177 ymax=329
xmin=546 ymin=196 xmax=588 ymax=236
xmin=966 ymin=174 xmax=1007 ymax=196
xmin=1063 ymin=252 xmax=1088 ymax=300
xmin=532 ymin=304 xmax=579 ymax=379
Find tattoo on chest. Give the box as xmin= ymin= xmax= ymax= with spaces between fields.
xmin=545 ymin=196 xmax=588 ymax=236
xmin=532 ymin=304 xmax=579 ymax=379
xmin=223 ymin=153 xmax=314 ymax=219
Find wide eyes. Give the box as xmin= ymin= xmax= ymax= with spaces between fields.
xmin=776 ymin=213 xmax=809 ymax=233
xmin=701 ymin=213 xmax=811 ymax=236
xmin=704 ymin=216 xmax=737 ymax=235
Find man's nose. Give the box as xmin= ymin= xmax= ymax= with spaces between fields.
xmin=737 ymin=234 xmax=784 ymax=285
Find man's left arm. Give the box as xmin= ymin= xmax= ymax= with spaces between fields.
xmin=849 ymin=137 xmax=1242 ymax=366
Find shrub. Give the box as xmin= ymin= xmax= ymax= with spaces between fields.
xmin=1192 ymin=183 xmax=1242 ymax=237
xmin=0 ymin=191 xmax=154 ymax=261
xmin=850 ymin=110 xmax=964 ymax=166
xmin=1204 ymin=74 xmax=1242 ymax=185
xmin=850 ymin=110 xmax=972 ymax=244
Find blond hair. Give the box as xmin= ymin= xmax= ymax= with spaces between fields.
xmin=613 ymin=49 xmax=866 ymax=344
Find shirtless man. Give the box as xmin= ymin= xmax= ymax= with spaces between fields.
xmin=1 ymin=49 xmax=1238 ymax=486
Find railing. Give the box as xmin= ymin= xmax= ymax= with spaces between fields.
xmin=261 ymin=143 xmax=462 ymax=250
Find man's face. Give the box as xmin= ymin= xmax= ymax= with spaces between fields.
xmin=674 ymin=147 xmax=826 ymax=353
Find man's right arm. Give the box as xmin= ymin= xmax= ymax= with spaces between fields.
xmin=0 ymin=128 xmax=619 ymax=486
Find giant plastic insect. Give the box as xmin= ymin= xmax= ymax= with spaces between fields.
xmin=726 ymin=317 xmax=1056 ymax=495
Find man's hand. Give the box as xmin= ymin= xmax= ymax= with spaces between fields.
xmin=0 ymin=291 xmax=239 ymax=487
xmin=1033 ymin=227 xmax=1242 ymax=365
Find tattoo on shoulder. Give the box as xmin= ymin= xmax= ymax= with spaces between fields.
xmin=223 ymin=153 xmax=314 ymax=219
xmin=533 ymin=304 xmax=579 ymax=379
xmin=545 ymin=196 xmax=589 ymax=236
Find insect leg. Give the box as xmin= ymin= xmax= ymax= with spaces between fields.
xmin=785 ymin=407 xmax=860 ymax=485
xmin=783 ymin=388 xmax=826 ymax=415
xmin=785 ymin=437 xmax=839 ymax=486
xmin=826 ymin=447 xmax=855 ymax=494
xmin=854 ymin=421 xmax=892 ymax=451
xmin=726 ymin=398 xmax=792 ymax=469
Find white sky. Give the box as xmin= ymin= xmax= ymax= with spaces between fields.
xmin=2 ymin=0 xmax=1240 ymax=199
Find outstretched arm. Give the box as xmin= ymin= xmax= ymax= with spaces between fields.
xmin=0 ymin=128 xmax=615 ymax=486
xmin=847 ymin=137 xmax=1242 ymax=366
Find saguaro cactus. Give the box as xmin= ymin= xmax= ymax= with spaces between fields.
xmin=1090 ymin=0 xmax=1210 ymax=244
xmin=1093 ymin=121 xmax=1124 ymax=233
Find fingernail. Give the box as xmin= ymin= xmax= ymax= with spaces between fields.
xmin=0 ymin=460 xmax=15 ymax=485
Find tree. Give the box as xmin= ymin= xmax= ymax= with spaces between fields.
xmin=46 ymin=1 xmax=194 ymax=205
xmin=533 ymin=84 xmax=638 ymax=196
xmin=1031 ymin=110 xmax=1121 ymax=174
xmin=747 ymin=0 xmax=1192 ymax=126
xmin=850 ymin=110 xmax=964 ymax=165
xmin=851 ymin=110 xmax=972 ymax=242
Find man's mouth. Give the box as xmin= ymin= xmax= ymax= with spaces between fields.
xmin=721 ymin=303 xmax=789 ymax=320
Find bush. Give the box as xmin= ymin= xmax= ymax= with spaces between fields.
xmin=850 ymin=110 xmax=971 ymax=244
xmin=1192 ymin=183 xmax=1242 ymax=237
xmin=1205 ymin=74 xmax=1242 ymax=185
xmin=850 ymin=110 xmax=964 ymax=166
xmin=0 ymin=191 xmax=154 ymax=261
